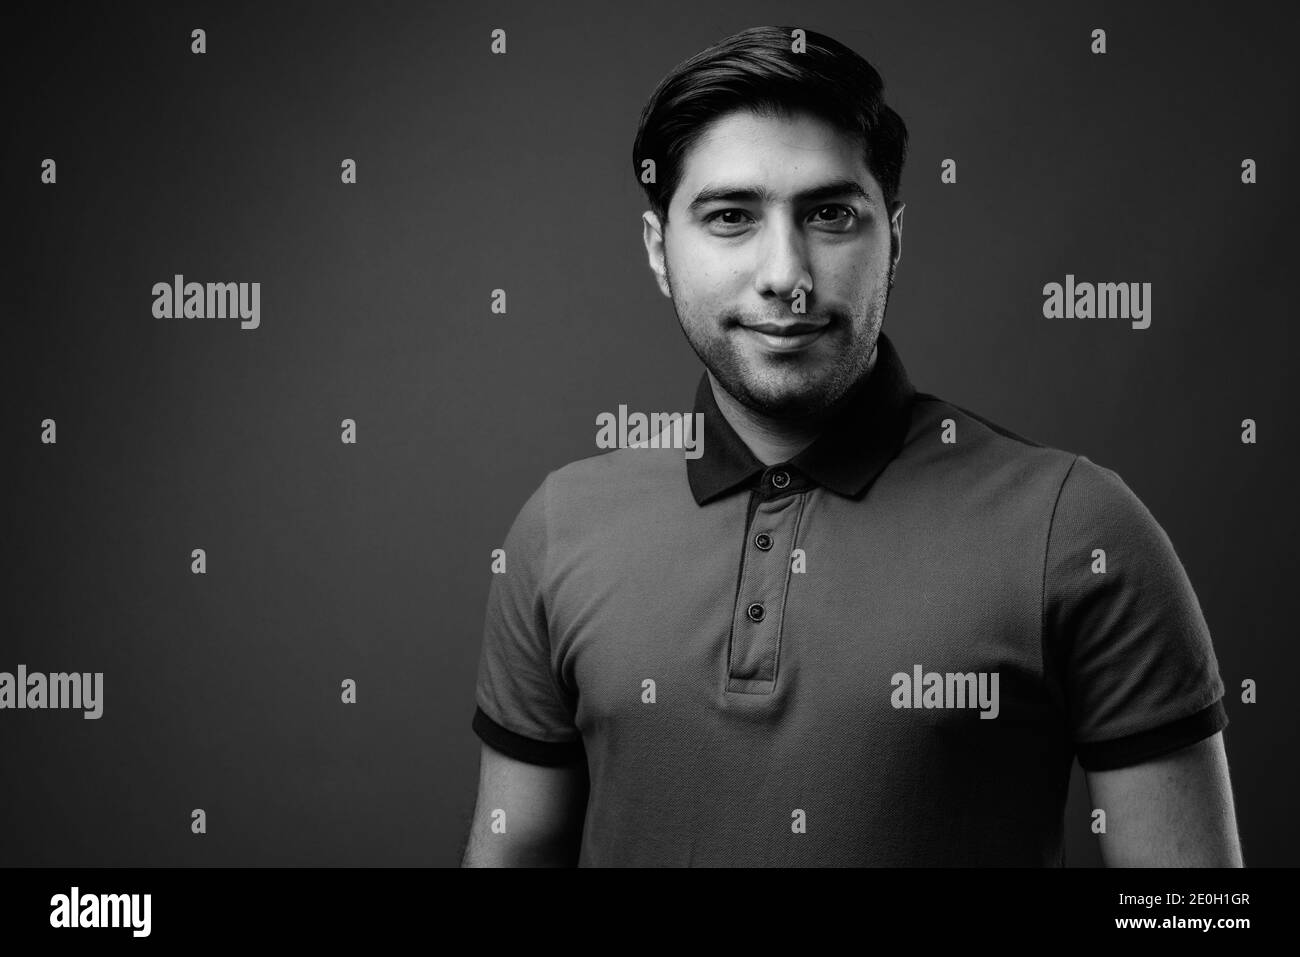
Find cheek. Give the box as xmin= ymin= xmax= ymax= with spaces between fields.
xmin=679 ymin=255 xmax=732 ymax=291
xmin=670 ymin=236 xmax=739 ymax=284
xmin=673 ymin=266 xmax=735 ymax=317
xmin=825 ymin=240 xmax=884 ymax=280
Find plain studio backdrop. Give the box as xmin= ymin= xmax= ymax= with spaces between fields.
xmin=2 ymin=0 xmax=1296 ymax=866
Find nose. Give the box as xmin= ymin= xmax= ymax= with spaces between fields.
xmin=753 ymin=216 xmax=812 ymax=302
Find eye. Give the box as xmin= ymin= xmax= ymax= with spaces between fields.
xmin=704 ymin=209 xmax=753 ymax=226
xmin=811 ymin=204 xmax=857 ymax=226
xmin=702 ymin=205 xmax=858 ymax=230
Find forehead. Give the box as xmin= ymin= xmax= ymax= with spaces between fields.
xmin=674 ymin=108 xmax=880 ymax=205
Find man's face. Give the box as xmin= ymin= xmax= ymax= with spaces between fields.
xmin=644 ymin=108 xmax=903 ymax=419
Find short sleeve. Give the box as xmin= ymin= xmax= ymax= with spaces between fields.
xmin=472 ymin=472 xmax=584 ymax=767
xmin=1043 ymin=455 xmax=1228 ymax=772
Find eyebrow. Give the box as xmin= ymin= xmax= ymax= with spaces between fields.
xmin=686 ymin=178 xmax=876 ymax=214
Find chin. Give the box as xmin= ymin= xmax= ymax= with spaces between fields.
xmin=741 ymin=380 xmax=838 ymax=418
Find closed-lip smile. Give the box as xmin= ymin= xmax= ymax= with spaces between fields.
xmin=740 ymin=320 xmax=828 ymax=353
xmin=742 ymin=320 xmax=825 ymax=335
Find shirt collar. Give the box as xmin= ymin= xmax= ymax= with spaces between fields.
xmin=686 ymin=329 xmax=917 ymax=505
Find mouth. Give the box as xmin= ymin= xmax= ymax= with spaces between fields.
xmin=739 ymin=321 xmax=828 ymax=353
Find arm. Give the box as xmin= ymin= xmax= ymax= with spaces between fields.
xmin=1085 ymin=731 xmax=1243 ymax=866
xmin=461 ymin=741 xmax=588 ymax=867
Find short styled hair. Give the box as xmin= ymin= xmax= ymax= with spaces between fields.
xmin=632 ymin=25 xmax=909 ymax=225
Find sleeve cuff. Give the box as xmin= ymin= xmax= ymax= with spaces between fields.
xmin=1075 ymin=699 xmax=1229 ymax=771
xmin=472 ymin=705 xmax=585 ymax=767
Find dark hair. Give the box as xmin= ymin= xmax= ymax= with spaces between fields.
xmin=632 ymin=25 xmax=909 ymax=225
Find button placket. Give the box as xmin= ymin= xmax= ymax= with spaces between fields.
xmin=726 ymin=491 xmax=806 ymax=694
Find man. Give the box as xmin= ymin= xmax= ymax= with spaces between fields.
xmin=462 ymin=25 xmax=1243 ymax=867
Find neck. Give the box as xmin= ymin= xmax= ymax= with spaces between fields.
xmin=709 ymin=345 xmax=879 ymax=467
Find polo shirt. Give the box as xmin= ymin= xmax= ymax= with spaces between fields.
xmin=471 ymin=330 xmax=1228 ymax=866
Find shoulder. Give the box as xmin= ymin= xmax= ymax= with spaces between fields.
xmin=1047 ymin=452 xmax=1182 ymax=565
xmin=912 ymin=390 xmax=1052 ymax=450
xmin=906 ymin=391 xmax=1079 ymax=497
xmin=522 ymin=445 xmax=689 ymax=530
xmin=901 ymin=394 xmax=1173 ymax=548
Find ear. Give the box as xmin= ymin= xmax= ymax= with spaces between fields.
xmin=889 ymin=201 xmax=905 ymax=272
xmin=642 ymin=210 xmax=671 ymax=298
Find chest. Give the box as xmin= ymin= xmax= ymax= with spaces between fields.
xmin=546 ymin=488 xmax=1046 ymax=736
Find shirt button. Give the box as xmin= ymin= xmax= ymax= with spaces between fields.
xmin=754 ymin=532 xmax=773 ymax=551
xmin=747 ymin=602 xmax=765 ymax=622
xmin=771 ymin=470 xmax=790 ymax=489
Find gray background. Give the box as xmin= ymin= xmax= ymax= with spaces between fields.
xmin=2 ymin=0 xmax=1296 ymax=866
